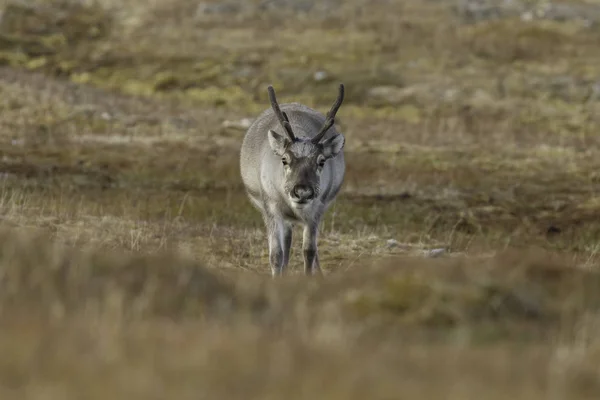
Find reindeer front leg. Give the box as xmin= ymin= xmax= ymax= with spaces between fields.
xmin=302 ymin=222 xmax=323 ymax=276
xmin=264 ymin=213 xmax=286 ymax=277
xmin=282 ymin=222 xmax=293 ymax=270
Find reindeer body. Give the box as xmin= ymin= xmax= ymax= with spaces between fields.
xmin=239 ymin=85 xmax=346 ymax=276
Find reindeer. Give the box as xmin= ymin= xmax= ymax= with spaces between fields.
xmin=239 ymin=84 xmax=346 ymax=277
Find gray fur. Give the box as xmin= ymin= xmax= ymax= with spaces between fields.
xmin=239 ymin=85 xmax=346 ymax=277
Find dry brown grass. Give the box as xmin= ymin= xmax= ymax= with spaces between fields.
xmin=0 ymin=0 xmax=598 ymax=398
xmin=0 ymin=229 xmax=599 ymax=399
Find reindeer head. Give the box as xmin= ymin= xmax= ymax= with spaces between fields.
xmin=267 ymin=84 xmax=345 ymax=209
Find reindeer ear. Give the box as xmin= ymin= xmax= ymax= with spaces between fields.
xmin=321 ymin=133 xmax=345 ymax=158
xmin=268 ymin=130 xmax=289 ymax=156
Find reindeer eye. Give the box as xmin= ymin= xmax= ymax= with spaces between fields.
xmin=317 ymin=157 xmax=326 ymax=167
xmin=282 ymin=156 xmax=289 ymax=165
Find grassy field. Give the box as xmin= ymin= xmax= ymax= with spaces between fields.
xmin=0 ymin=0 xmax=599 ymax=398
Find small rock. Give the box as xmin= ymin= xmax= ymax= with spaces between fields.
xmin=425 ymin=248 xmax=447 ymax=258
xmin=222 ymin=118 xmax=254 ymax=131
xmin=385 ymin=239 xmax=412 ymax=251
xmin=520 ymin=11 xmax=534 ymax=22
xmin=386 ymin=239 xmax=400 ymax=249
xmin=366 ymin=85 xmax=423 ymax=107
xmin=313 ymin=70 xmax=329 ymax=82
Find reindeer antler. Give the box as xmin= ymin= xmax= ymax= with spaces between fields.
xmin=268 ymin=86 xmax=296 ymax=141
xmin=312 ymin=83 xmax=345 ymax=144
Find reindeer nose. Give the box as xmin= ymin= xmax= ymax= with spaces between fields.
xmin=292 ymin=185 xmax=314 ymax=202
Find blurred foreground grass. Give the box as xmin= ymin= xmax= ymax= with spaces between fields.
xmin=0 ymin=0 xmax=598 ymax=398
xmin=0 ymin=228 xmax=598 ymax=399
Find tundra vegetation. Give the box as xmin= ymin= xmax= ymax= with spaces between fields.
xmin=0 ymin=0 xmax=599 ymax=398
